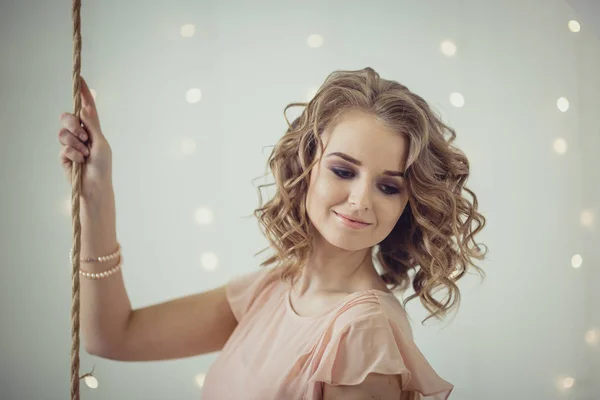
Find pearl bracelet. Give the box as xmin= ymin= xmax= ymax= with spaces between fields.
xmin=69 ymin=242 xmax=121 ymax=264
xmin=70 ymin=243 xmax=121 ymax=264
xmin=79 ymin=256 xmax=123 ymax=280
xmin=69 ymin=242 xmax=123 ymax=280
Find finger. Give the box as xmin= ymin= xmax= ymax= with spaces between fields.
xmin=58 ymin=128 xmax=90 ymax=156
xmin=59 ymin=113 xmax=88 ymax=141
xmin=80 ymin=106 xmax=103 ymax=141
xmin=79 ymin=77 xmax=104 ymax=140
xmin=61 ymin=146 xmax=86 ymax=164
xmin=59 ymin=147 xmax=74 ymax=168
xmin=80 ymin=76 xmax=97 ymax=111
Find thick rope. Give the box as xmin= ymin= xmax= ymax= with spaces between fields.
xmin=70 ymin=0 xmax=82 ymax=399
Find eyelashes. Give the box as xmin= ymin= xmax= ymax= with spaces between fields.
xmin=330 ymin=167 xmax=401 ymax=196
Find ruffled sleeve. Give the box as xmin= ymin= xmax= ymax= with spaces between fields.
xmin=309 ymin=312 xmax=454 ymax=400
xmin=225 ymin=268 xmax=274 ymax=322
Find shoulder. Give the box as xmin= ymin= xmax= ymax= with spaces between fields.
xmin=311 ymin=290 xmax=453 ymax=399
xmin=227 ymin=267 xmax=281 ymax=297
xmin=327 ymin=289 xmax=411 ymax=334
xmin=225 ymin=267 xmax=281 ymax=321
xmin=322 ymin=372 xmax=402 ymax=400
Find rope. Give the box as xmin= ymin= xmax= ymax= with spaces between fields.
xmin=70 ymin=0 xmax=82 ymax=399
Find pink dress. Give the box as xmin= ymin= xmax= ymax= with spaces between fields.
xmin=201 ymin=268 xmax=454 ymax=400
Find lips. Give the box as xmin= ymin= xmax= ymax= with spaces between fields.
xmin=334 ymin=211 xmax=371 ymax=225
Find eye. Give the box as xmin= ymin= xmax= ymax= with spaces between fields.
xmin=332 ymin=167 xmax=353 ymax=179
xmin=380 ymin=185 xmax=401 ymax=195
xmin=330 ymin=167 xmax=401 ymax=196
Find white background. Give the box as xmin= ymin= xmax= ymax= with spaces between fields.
xmin=0 ymin=0 xmax=598 ymax=399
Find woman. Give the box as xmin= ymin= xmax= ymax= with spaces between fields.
xmin=58 ymin=67 xmax=487 ymax=399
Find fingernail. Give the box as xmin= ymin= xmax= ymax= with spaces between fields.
xmin=80 ymin=132 xmax=87 ymax=141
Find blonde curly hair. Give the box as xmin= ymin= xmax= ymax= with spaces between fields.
xmin=252 ymin=67 xmax=488 ymax=323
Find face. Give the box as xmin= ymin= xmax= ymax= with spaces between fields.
xmin=305 ymin=109 xmax=410 ymax=252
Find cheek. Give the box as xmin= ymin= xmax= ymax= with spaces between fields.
xmin=377 ymin=200 xmax=407 ymax=227
xmin=314 ymin=172 xmax=343 ymax=201
xmin=307 ymin=172 xmax=332 ymax=215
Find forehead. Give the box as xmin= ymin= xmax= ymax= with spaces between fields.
xmin=321 ymin=110 xmax=409 ymax=167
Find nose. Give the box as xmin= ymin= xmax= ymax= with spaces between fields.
xmin=348 ymin=180 xmax=372 ymax=211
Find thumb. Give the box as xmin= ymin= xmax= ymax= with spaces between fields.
xmin=79 ymin=76 xmax=105 ymax=141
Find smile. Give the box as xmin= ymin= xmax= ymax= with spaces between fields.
xmin=333 ymin=211 xmax=372 ymax=229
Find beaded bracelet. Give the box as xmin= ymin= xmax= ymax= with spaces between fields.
xmin=69 ymin=242 xmax=121 ymax=264
xmin=78 ymin=255 xmax=123 ymax=280
xmin=69 ymin=242 xmax=123 ymax=280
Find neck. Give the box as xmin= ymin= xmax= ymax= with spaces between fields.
xmin=293 ymin=235 xmax=379 ymax=297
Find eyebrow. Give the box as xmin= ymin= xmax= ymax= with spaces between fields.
xmin=326 ymin=152 xmax=405 ymax=178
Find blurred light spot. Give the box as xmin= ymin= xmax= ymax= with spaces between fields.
xmin=580 ymin=209 xmax=595 ymax=227
xmin=553 ymin=138 xmax=567 ymax=154
xmin=186 ymin=88 xmax=202 ymax=104
xmin=201 ymin=252 xmax=218 ymax=271
xmin=181 ymin=138 xmax=197 ymax=155
xmin=62 ymin=196 xmax=72 ymax=216
xmin=307 ymin=34 xmax=324 ymax=48
xmin=449 ymin=92 xmax=465 ymax=108
xmin=557 ymin=97 xmax=569 ymax=112
xmin=195 ymin=373 xmax=206 ymax=387
xmin=568 ymin=20 xmax=580 ymax=33
xmin=181 ymin=24 xmax=196 ymax=37
xmin=561 ymin=377 xmax=575 ymax=389
xmin=585 ymin=329 xmax=598 ymax=345
xmin=84 ymin=376 xmax=98 ymax=389
xmin=571 ymin=254 xmax=583 ymax=269
xmin=440 ymin=40 xmax=457 ymax=56
xmin=194 ymin=207 xmax=214 ymax=225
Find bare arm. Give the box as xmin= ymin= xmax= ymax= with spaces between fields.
xmin=322 ymin=373 xmax=413 ymax=400
xmin=109 ymin=285 xmax=237 ymax=361
xmin=80 ymin=186 xmax=237 ymax=361
xmin=79 ymin=185 xmax=132 ymax=356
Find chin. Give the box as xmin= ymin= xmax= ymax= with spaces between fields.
xmin=321 ymin=227 xmax=369 ymax=252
